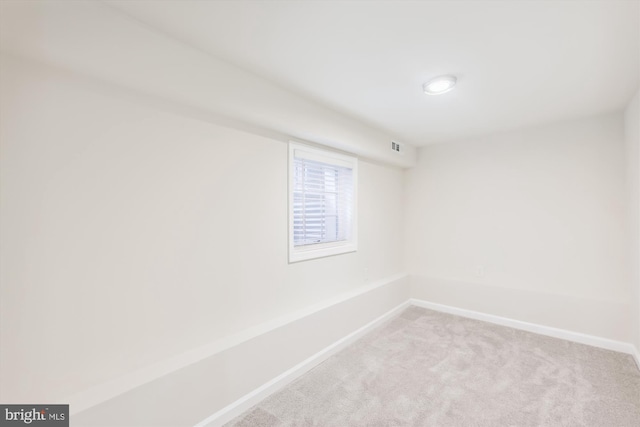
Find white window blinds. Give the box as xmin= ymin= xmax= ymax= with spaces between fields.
xmin=292 ymin=152 xmax=354 ymax=247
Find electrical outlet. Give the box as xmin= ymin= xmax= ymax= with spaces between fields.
xmin=475 ymin=265 xmax=486 ymax=278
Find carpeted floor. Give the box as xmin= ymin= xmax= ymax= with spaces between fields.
xmin=227 ymin=306 xmax=640 ymax=426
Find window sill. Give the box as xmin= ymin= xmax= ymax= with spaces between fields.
xmin=289 ymin=241 xmax=357 ymax=263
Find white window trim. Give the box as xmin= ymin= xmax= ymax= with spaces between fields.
xmin=288 ymin=142 xmax=358 ymax=263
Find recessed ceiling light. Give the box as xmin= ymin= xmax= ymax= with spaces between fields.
xmin=423 ymin=75 xmax=457 ymax=95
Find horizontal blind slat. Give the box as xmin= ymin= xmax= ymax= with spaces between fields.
xmin=293 ymin=154 xmax=354 ymax=247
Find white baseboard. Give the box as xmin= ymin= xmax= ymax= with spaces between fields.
xmin=632 ymin=345 xmax=640 ymax=372
xmin=411 ymin=299 xmax=639 ymax=362
xmin=194 ymin=300 xmax=410 ymax=427
xmin=195 ymin=297 xmax=640 ymax=427
xmin=194 ymin=297 xmax=640 ymax=427
xmin=67 ymin=273 xmax=409 ymax=416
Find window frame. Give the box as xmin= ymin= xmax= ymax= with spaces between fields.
xmin=288 ymin=142 xmax=358 ymax=263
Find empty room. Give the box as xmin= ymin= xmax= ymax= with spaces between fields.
xmin=0 ymin=1 xmax=639 ymax=426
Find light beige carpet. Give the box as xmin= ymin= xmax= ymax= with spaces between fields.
xmin=227 ymin=306 xmax=640 ymax=426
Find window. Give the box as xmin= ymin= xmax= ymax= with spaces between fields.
xmin=289 ymin=142 xmax=357 ymax=262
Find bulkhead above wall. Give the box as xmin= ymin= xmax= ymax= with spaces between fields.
xmin=0 ymin=0 xmax=417 ymax=169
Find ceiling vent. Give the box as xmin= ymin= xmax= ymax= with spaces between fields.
xmin=391 ymin=141 xmax=403 ymax=154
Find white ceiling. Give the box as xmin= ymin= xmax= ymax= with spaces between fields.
xmin=106 ymin=0 xmax=639 ymax=146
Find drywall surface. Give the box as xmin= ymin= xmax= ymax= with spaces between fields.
xmin=405 ymin=114 xmax=632 ymax=341
xmin=71 ymin=276 xmax=409 ymax=427
xmin=625 ymin=90 xmax=640 ymax=349
xmin=0 ymin=0 xmax=416 ymax=168
xmin=0 ymin=54 xmax=406 ymax=415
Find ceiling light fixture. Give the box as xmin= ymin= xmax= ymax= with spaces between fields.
xmin=423 ymin=75 xmax=457 ymax=95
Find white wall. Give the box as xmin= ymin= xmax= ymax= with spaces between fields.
xmin=0 ymin=1 xmax=637 ymax=423
xmin=405 ymin=114 xmax=632 ymax=341
xmin=624 ymin=90 xmax=640 ymax=350
xmin=0 ymin=0 xmax=416 ymax=168
xmin=0 ymin=54 xmax=407 ymax=419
